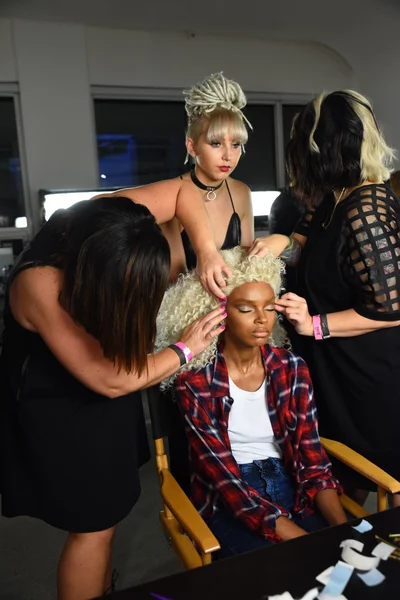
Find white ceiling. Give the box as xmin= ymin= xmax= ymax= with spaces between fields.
xmin=0 ymin=0 xmax=397 ymax=40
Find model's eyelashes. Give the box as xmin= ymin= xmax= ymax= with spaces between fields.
xmin=236 ymin=305 xmax=275 ymax=313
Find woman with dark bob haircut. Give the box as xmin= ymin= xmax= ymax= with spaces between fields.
xmin=0 ymin=196 xmax=225 ymax=600
xmin=248 ymin=90 xmax=400 ymax=506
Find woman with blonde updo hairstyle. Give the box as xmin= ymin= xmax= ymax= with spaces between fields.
xmin=156 ymin=247 xmax=346 ymax=557
xmin=102 ymin=73 xmax=255 ymax=491
xmin=100 ymin=72 xmax=254 ymax=295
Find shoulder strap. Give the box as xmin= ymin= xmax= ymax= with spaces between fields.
xmin=8 ymin=260 xmax=45 ymax=287
xmin=225 ymin=180 xmax=236 ymax=212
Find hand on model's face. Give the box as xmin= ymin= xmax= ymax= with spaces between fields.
xmin=187 ymin=128 xmax=243 ymax=184
xmin=224 ymin=282 xmax=276 ymax=348
xmin=274 ymin=293 xmax=313 ymax=336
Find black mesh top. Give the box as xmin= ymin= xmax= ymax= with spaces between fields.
xmin=294 ymin=183 xmax=400 ymax=320
xmin=291 ymin=183 xmax=400 ymax=481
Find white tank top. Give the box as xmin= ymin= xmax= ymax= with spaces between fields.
xmin=228 ymin=377 xmax=282 ymax=465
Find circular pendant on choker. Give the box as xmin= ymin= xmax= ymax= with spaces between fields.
xmin=190 ymin=167 xmax=224 ymax=200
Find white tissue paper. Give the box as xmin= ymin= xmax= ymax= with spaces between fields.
xmin=371 ymin=541 xmax=396 ymax=560
xmin=267 ymin=519 xmax=392 ymax=599
xmin=340 ymin=545 xmax=380 ymax=571
xmin=339 ymin=539 xmax=364 ymax=553
xmin=315 ymin=566 xmax=334 ymax=586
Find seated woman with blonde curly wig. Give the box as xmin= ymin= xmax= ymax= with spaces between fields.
xmin=156 ymin=247 xmax=347 ymax=558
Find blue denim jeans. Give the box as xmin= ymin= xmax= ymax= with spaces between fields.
xmin=206 ymin=457 xmax=329 ymax=558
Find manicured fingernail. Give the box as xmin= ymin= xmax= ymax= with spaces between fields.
xmin=221 ymin=325 xmax=226 ymax=330
xmin=219 ymin=297 xmax=227 ymax=302
xmin=222 ymin=312 xmax=227 ymax=318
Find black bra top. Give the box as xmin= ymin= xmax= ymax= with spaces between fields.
xmin=180 ymin=178 xmax=241 ymax=270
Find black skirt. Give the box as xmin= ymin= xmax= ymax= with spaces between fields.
xmin=0 ymin=343 xmax=150 ymax=533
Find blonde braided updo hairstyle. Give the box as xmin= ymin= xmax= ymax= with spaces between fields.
xmin=183 ymin=73 xmax=252 ymax=160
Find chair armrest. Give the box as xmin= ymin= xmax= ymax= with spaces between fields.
xmin=159 ymin=468 xmax=220 ymax=554
xmin=321 ymin=437 xmax=400 ymax=494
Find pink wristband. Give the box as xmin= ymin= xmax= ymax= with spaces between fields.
xmin=312 ymin=315 xmax=323 ymax=340
xmin=175 ymin=342 xmax=193 ymax=363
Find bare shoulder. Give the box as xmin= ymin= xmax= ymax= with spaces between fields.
xmin=227 ymin=177 xmax=252 ymax=215
xmin=103 ymin=177 xmax=182 ymax=202
xmin=93 ymin=177 xmax=184 ymax=224
xmin=227 ymin=177 xmax=251 ymax=195
xmin=10 ymin=266 xmax=63 ymax=331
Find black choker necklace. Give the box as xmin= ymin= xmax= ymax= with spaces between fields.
xmin=190 ymin=168 xmax=224 ymax=201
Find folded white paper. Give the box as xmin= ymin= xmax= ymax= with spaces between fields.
xmin=371 ymin=541 xmax=396 ymax=560
xmin=299 ymin=588 xmax=319 ymax=600
xmin=339 ymin=539 xmax=364 ymax=553
xmin=315 ymin=566 xmax=334 ymax=586
xmin=341 ymin=546 xmax=380 ymax=571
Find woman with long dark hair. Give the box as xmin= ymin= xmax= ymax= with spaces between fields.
xmin=0 ymin=196 xmax=225 ymax=600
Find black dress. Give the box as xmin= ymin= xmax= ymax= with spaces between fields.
xmin=0 ymin=212 xmax=150 ymax=532
xmin=294 ymin=183 xmax=400 ymax=483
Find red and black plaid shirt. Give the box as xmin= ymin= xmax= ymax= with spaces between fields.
xmin=175 ymin=343 xmax=341 ymax=542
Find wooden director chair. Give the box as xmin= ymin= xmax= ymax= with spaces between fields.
xmin=145 ymin=386 xmax=400 ymax=570
xmin=321 ymin=437 xmax=400 ymax=516
xmin=145 ymin=385 xmax=220 ymax=569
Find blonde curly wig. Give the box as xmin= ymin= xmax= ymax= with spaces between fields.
xmin=183 ymin=72 xmax=252 ymax=153
xmin=156 ymin=247 xmax=287 ymax=387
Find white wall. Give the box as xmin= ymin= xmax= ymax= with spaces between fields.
xmin=0 ymin=20 xmax=17 ymax=81
xmin=12 ymin=20 xmax=99 ymax=230
xmin=300 ymin=10 xmax=400 ymax=153
xmin=86 ymin=27 xmax=354 ymax=94
xmin=0 ymin=18 xmax=357 ymax=232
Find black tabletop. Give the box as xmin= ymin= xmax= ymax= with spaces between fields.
xmin=106 ymin=508 xmax=400 ymax=600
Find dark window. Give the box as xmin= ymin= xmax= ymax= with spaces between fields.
xmin=94 ymin=99 xmax=278 ymax=191
xmin=94 ymin=99 xmax=187 ymax=187
xmin=234 ymin=104 xmax=276 ymax=191
xmin=0 ymin=97 xmax=25 ymax=228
